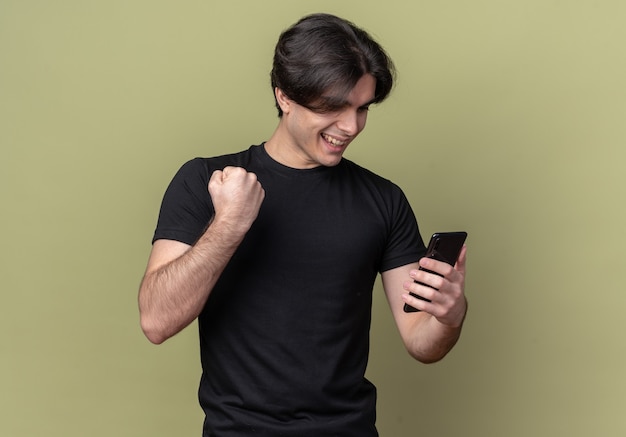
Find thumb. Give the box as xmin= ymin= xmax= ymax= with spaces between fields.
xmin=455 ymin=245 xmax=467 ymax=275
xmin=208 ymin=170 xmax=224 ymax=189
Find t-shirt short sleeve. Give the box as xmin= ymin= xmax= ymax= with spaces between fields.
xmin=378 ymin=184 xmax=426 ymax=272
xmin=152 ymin=158 xmax=213 ymax=245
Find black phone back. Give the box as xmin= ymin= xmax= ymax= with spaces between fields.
xmin=403 ymin=231 xmax=467 ymax=313
xmin=426 ymin=232 xmax=467 ymax=266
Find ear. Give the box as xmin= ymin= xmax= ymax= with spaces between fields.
xmin=274 ymin=88 xmax=292 ymax=115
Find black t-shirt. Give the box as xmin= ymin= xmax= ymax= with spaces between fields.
xmin=153 ymin=144 xmax=425 ymax=436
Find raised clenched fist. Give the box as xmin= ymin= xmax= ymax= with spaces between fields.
xmin=208 ymin=166 xmax=265 ymax=234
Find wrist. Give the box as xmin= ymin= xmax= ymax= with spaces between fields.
xmin=205 ymin=214 xmax=249 ymax=245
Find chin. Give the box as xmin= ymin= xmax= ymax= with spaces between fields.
xmin=318 ymin=148 xmax=347 ymax=167
xmin=320 ymin=157 xmax=343 ymax=167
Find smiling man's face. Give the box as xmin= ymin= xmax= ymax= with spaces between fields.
xmin=266 ymin=74 xmax=376 ymax=169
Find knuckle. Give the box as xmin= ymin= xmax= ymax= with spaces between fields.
xmin=440 ymin=263 xmax=454 ymax=276
xmin=432 ymin=277 xmax=445 ymax=290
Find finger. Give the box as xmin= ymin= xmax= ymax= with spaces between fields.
xmin=418 ymin=257 xmax=454 ymax=278
xmin=410 ymin=269 xmax=444 ymax=291
xmin=402 ymin=291 xmax=439 ymax=316
xmin=402 ymin=292 xmax=428 ymax=312
xmin=222 ymin=166 xmax=250 ymax=179
xmin=404 ymin=278 xmax=439 ymax=303
xmin=209 ymin=169 xmax=224 ymax=185
xmin=221 ymin=166 xmax=238 ymax=181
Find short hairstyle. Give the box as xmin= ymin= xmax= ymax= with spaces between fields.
xmin=270 ymin=13 xmax=395 ymax=117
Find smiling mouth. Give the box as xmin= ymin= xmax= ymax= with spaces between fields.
xmin=321 ymin=133 xmax=348 ymax=147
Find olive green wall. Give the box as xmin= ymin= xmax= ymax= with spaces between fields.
xmin=2 ymin=1 xmax=625 ymax=436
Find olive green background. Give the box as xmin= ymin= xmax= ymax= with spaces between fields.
xmin=2 ymin=1 xmax=625 ymax=436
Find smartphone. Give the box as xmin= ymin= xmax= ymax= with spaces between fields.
xmin=403 ymin=231 xmax=467 ymax=313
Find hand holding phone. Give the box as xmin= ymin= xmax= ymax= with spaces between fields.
xmin=403 ymin=231 xmax=467 ymax=313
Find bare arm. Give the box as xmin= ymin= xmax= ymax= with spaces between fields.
xmin=138 ymin=167 xmax=265 ymax=344
xmin=382 ymin=246 xmax=468 ymax=363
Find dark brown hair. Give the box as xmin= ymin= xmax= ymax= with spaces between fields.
xmin=270 ymin=13 xmax=395 ymax=117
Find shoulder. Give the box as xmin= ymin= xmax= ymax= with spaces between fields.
xmin=341 ymin=158 xmax=386 ymax=180
xmin=180 ymin=145 xmax=262 ymax=174
xmin=339 ymin=158 xmax=406 ymax=198
xmin=171 ymin=145 xmax=263 ymax=184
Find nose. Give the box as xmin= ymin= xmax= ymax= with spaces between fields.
xmin=336 ymin=109 xmax=363 ymax=136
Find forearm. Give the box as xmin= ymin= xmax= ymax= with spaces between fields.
xmin=139 ymin=219 xmax=244 ymax=344
xmin=405 ymin=299 xmax=467 ymax=363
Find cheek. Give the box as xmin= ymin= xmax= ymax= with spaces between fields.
xmin=313 ymin=114 xmax=336 ymax=132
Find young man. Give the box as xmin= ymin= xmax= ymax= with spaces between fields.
xmin=139 ymin=13 xmax=467 ymax=437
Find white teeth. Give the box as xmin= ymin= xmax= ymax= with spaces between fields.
xmin=322 ymin=133 xmax=347 ymax=147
